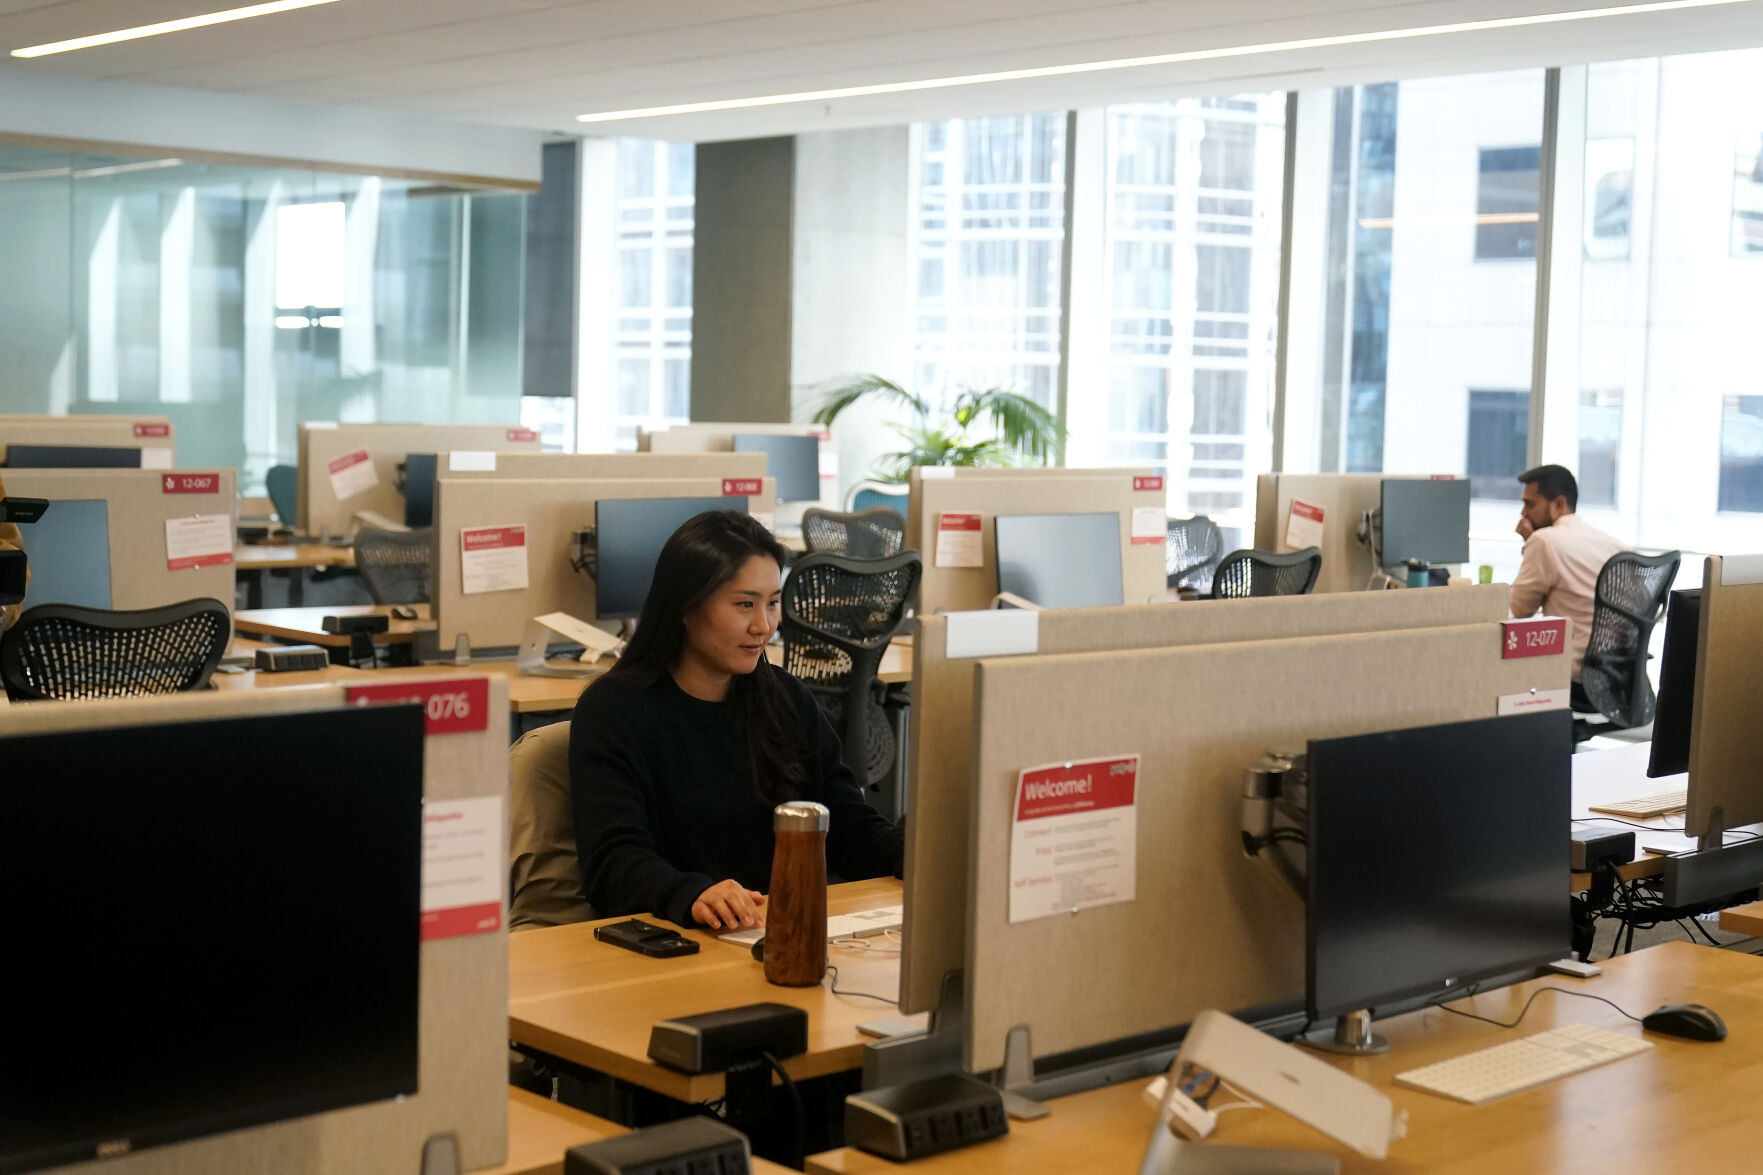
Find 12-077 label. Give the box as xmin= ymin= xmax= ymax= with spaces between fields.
xmin=1502 ymin=617 xmax=1567 ymax=659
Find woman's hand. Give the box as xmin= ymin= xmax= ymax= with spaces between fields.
xmin=692 ymin=880 xmax=766 ymax=930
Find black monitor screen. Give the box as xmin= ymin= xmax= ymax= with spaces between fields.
xmin=595 ymin=497 xmax=736 ymax=619
xmin=0 ymin=705 xmax=425 ymax=1174
xmin=403 ymin=452 xmax=438 ymax=528
xmin=1306 ymin=710 xmax=1571 ymax=1022
xmin=1648 ymin=588 xmax=1700 ymax=779
xmin=1380 ymin=478 xmax=1470 ymax=566
xmin=732 ymin=434 xmax=820 ymax=503
xmin=5 ymin=444 xmax=141 ymax=469
xmin=994 ymin=511 xmax=1125 ymax=609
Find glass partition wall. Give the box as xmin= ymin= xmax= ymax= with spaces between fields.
xmin=0 ymin=146 xmax=526 ymax=493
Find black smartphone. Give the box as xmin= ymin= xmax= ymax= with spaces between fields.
xmin=593 ymin=918 xmax=700 ymax=958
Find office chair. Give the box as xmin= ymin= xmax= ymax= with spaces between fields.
xmin=1166 ymin=515 xmax=1224 ymax=596
xmin=1576 ymin=549 xmax=1681 ymax=737
xmin=265 ymin=464 xmax=298 ymax=530
xmin=802 ymin=506 xmax=908 ymax=559
xmin=354 ymin=526 xmax=433 ymax=605
xmin=844 ymin=479 xmax=910 ymax=515
xmin=508 ymin=720 xmax=597 ymax=930
xmin=1210 ymin=547 xmax=1322 ymax=599
xmin=0 ymin=598 xmax=230 ymax=701
xmin=780 ymin=550 xmax=922 ymax=789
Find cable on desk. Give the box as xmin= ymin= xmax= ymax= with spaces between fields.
xmin=1429 ymin=985 xmax=1644 ymax=1031
xmin=825 ymin=964 xmax=899 ymax=1005
xmin=757 ymin=1049 xmax=804 ymax=1171
xmin=1576 ymin=815 xmax=1760 ymax=842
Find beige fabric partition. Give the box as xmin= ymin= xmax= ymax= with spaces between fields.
xmin=432 ymin=475 xmax=775 ymax=651
xmin=1255 ymin=473 xmax=1456 ymax=594
xmin=637 ymin=422 xmax=833 ymax=520
xmin=433 ymin=451 xmax=765 ymax=482
xmin=1687 ymin=555 xmax=1763 ymax=834
xmin=963 ymin=622 xmax=1570 ymax=1072
xmin=902 ymin=584 xmax=1512 ymax=1013
xmin=0 ymin=415 xmax=176 ymax=465
xmin=906 ymin=468 xmax=1165 ymax=615
xmin=3 ymin=468 xmax=237 ymax=617
xmin=297 ymin=423 xmax=542 ymax=535
xmin=5 ymin=677 xmax=510 ymax=1174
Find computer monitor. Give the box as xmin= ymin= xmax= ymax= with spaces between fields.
xmin=1647 ymin=588 xmax=1699 ymax=780
xmin=1305 ymin=710 xmax=1570 ymax=1050
xmin=1676 ymin=556 xmax=1763 ymax=849
xmin=994 ymin=511 xmax=1124 ymax=609
xmin=19 ymin=499 xmax=112 ymax=609
xmin=403 ymin=452 xmax=438 ymax=528
xmin=5 ymin=444 xmax=141 ymax=469
xmin=1378 ymin=478 xmax=1470 ymax=567
xmin=1 ymin=704 xmax=424 ymax=1173
xmin=732 ymin=434 xmax=820 ymax=504
xmin=594 ymin=496 xmax=737 ymax=619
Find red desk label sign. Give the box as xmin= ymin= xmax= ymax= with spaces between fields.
xmin=1015 ymin=756 xmax=1139 ymax=821
xmin=346 ymin=677 xmax=490 ymax=735
xmin=162 ymin=473 xmax=219 ymax=494
xmin=723 ymin=478 xmax=762 ymax=497
xmin=133 ymin=422 xmax=170 ymax=438
xmin=1134 ymin=476 xmax=1164 ymax=492
xmin=1503 ymin=617 xmax=1567 ymax=659
xmin=506 ymin=427 xmax=539 ymax=443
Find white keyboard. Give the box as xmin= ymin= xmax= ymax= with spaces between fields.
xmin=1587 ymin=790 xmax=1688 ymax=819
xmin=720 ymin=904 xmax=903 ymax=947
xmin=1395 ymin=1023 xmax=1652 ymax=1105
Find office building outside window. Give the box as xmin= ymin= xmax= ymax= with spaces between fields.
xmin=611 ymin=139 xmax=694 ymax=450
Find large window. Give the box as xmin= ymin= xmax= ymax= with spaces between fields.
xmin=0 ymin=148 xmax=525 ymax=490
xmin=912 ymin=114 xmax=1065 ymax=411
xmin=610 ymin=139 xmax=694 ymax=449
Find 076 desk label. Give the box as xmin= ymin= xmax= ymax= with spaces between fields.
xmin=1502 ymin=617 xmax=1567 ymax=659
xmin=347 ymin=677 xmax=490 ymax=735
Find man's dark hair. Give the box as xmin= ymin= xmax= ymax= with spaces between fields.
xmin=1518 ymin=464 xmax=1578 ymax=512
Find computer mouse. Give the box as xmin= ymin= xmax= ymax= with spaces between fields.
xmin=1641 ymin=1003 xmax=1727 ymax=1041
xmin=391 ymin=605 xmax=418 ymax=620
xmin=750 ymin=938 xmax=765 ymax=963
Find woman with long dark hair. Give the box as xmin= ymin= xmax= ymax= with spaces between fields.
xmin=569 ymin=510 xmax=903 ymax=930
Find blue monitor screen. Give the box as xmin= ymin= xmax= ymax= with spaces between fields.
xmin=994 ymin=511 xmax=1125 ymax=609
xmin=22 ymin=499 xmax=111 ymax=610
xmin=732 ymin=434 xmax=820 ymax=504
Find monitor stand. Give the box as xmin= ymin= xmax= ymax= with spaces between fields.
xmin=1300 ymin=1010 xmax=1389 ymax=1056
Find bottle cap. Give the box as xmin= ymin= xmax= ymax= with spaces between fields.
xmin=774 ymin=800 xmax=830 ymax=832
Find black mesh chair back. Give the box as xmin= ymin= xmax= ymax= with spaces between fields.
xmin=1580 ymin=549 xmax=1680 ymax=729
xmin=781 ymin=550 xmax=922 ymax=788
xmin=1166 ymin=515 xmax=1224 ymax=595
xmin=802 ymin=507 xmax=908 ymax=560
xmin=265 ymin=464 xmax=297 ymax=528
xmin=1210 ymin=547 xmax=1322 ymax=599
xmin=355 ymin=526 xmax=433 ymax=605
xmin=0 ymin=598 xmax=230 ymax=701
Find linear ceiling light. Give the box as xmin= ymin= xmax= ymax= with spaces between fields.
xmin=577 ymin=0 xmax=1755 ymax=123
xmin=11 ymin=0 xmax=344 ymax=58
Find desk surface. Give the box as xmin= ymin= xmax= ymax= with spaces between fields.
xmin=510 ymin=878 xmax=902 ymax=1102
xmin=211 ymin=664 xmax=369 ymax=690
xmin=809 ymin=941 xmax=1763 ymax=1175
xmin=491 ymin=1087 xmax=793 ymax=1175
xmin=1565 ymin=741 xmax=1756 ymax=887
xmin=233 ymin=603 xmax=434 ymax=647
xmin=1721 ymin=900 xmax=1763 ymax=937
xmin=233 ymin=542 xmax=355 ymax=569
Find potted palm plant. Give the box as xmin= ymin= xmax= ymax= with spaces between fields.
xmin=808 ymin=374 xmax=1066 ymax=482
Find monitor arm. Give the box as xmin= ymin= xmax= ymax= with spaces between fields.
xmin=1240 ymin=752 xmax=1307 ymax=905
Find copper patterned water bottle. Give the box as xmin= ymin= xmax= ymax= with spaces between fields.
xmin=764 ymin=801 xmax=829 ymax=987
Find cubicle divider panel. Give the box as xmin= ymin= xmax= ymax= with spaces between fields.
xmin=639 ymin=423 xmax=835 ymax=519
xmin=906 ymin=470 xmax=1166 ymax=616
xmin=298 ymin=423 xmax=543 ymax=535
xmin=1254 ymin=473 xmax=1443 ymax=594
xmin=901 ymin=585 xmax=1510 ymax=1013
xmin=432 ymin=475 xmax=776 ymax=651
xmin=963 ymin=623 xmax=1569 ymax=1073
xmin=433 ymin=451 xmax=765 ymax=482
xmin=0 ymin=415 xmax=176 ymax=466
xmin=1688 ymin=555 xmax=1763 ymax=833
xmin=3 ymin=677 xmax=511 ymax=1174
xmin=3 ymin=468 xmax=237 ymax=619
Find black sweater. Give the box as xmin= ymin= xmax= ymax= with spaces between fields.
xmin=569 ymin=667 xmax=904 ymax=927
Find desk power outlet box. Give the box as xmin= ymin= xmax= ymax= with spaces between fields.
xmin=322 ymin=614 xmax=389 ymax=635
xmin=845 ymin=1073 xmax=1009 ymax=1161
xmin=563 ymin=1116 xmax=751 ymax=1175
xmin=1571 ymin=826 xmax=1635 ymax=872
xmin=254 ymin=644 xmax=330 ymax=673
xmin=646 ymin=1003 xmax=807 ymax=1074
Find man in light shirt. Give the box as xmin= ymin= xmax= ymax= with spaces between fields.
xmin=1508 ymin=464 xmax=1626 ymax=697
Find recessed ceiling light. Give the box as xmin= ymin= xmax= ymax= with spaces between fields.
xmin=11 ymin=0 xmax=345 ymax=59
xmin=577 ymin=0 xmax=1756 ymax=123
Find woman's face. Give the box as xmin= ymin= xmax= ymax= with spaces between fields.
xmin=681 ymin=553 xmax=783 ymax=679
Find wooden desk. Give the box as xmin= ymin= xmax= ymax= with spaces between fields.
xmin=510 ymin=879 xmax=902 ymax=1102
xmin=211 ymin=664 xmax=370 ymax=690
xmin=1720 ymin=900 xmax=1763 ymax=937
xmin=374 ymin=658 xmax=608 ymax=714
xmin=767 ymin=639 xmax=913 ymax=686
xmin=808 ymin=941 xmax=1763 ymax=1175
xmin=233 ymin=603 xmax=433 ymax=649
xmin=234 ymin=542 xmax=355 ymax=607
xmin=492 ymin=1088 xmax=794 ymax=1175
